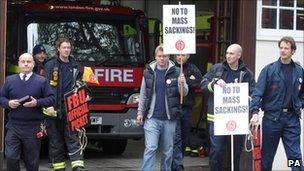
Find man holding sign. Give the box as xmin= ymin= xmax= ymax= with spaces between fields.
xmin=161 ymin=4 xmax=193 ymax=170
xmin=201 ymin=44 xmax=255 ymax=171
xmin=172 ymin=54 xmax=202 ymax=171
xmin=44 ymin=37 xmax=85 ymax=171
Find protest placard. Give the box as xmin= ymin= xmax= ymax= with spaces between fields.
xmin=214 ymin=83 xmax=249 ymax=135
xmin=163 ymin=4 xmax=196 ymax=54
xmin=65 ymin=86 xmax=90 ymax=132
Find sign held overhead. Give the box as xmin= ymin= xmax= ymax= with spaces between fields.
xmin=163 ymin=5 xmax=196 ymax=54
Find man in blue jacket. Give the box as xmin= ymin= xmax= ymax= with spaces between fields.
xmin=250 ymin=36 xmax=304 ymax=171
xmin=0 ymin=53 xmax=55 ymax=171
xmin=201 ymin=44 xmax=255 ymax=171
xmin=136 ymin=44 xmax=188 ymax=171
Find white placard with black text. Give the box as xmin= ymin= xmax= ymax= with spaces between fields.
xmin=214 ymin=83 xmax=249 ymax=135
xmin=163 ymin=5 xmax=196 ymax=54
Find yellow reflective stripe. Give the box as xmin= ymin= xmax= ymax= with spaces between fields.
xmin=42 ymin=108 xmax=48 ymax=115
xmin=207 ymin=82 xmax=214 ymax=92
xmin=53 ymin=162 xmax=66 ymax=169
xmin=191 ymin=149 xmax=198 ymax=153
xmin=208 ymin=78 xmax=220 ymax=92
xmin=185 ymin=146 xmax=191 ymax=152
xmin=207 ymin=113 xmax=214 ymax=122
xmin=42 ymin=107 xmax=57 ymax=117
xmin=207 ymin=114 xmax=214 ymax=118
xmin=207 ymin=118 xmax=214 ymax=122
xmin=50 ymin=80 xmax=58 ymax=86
xmin=71 ymin=160 xmax=84 ymax=168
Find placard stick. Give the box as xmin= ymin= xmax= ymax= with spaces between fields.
xmin=231 ymin=135 xmax=234 ymax=171
xmin=180 ymin=55 xmax=183 ymax=104
xmin=178 ymin=1 xmax=183 ymax=104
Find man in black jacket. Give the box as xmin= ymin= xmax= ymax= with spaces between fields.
xmin=44 ymin=37 xmax=84 ymax=171
xmin=172 ymin=54 xmax=203 ymax=171
xmin=201 ymin=44 xmax=255 ymax=171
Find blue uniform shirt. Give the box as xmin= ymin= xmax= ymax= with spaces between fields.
xmin=281 ymin=63 xmax=293 ymax=108
xmin=61 ymin=61 xmax=73 ymax=95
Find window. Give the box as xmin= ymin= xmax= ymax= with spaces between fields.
xmin=257 ymin=0 xmax=304 ymax=41
xmin=27 ymin=22 xmax=143 ymax=66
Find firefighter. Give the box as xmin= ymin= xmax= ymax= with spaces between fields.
xmin=172 ymin=54 xmax=202 ymax=171
xmin=32 ymin=44 xmax=47 ymax=75
xmin=32 ymin=44 xmax=55 ymax=167
xmin=250 ymin=36 xmax=304 ymax=171
xmin=44 ymin=37 xmax=85 ymax=171
xmin=201 ymin=44 xmax=255 ymax=171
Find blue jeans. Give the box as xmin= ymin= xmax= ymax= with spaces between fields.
xmin=262 ymin=111 xmax=303 ymax=171
xmin=141 ymin=118 xmax=177 ymax=171
xmin=172 ymin=106 xmax=192 ymax=170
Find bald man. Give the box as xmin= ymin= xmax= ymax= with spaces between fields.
xmin=0 ymin=53 xmax=55 ymax=171
xmin=200 ymin=44 xmax=255 ymax=171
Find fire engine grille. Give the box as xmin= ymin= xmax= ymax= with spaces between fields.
xmin=88 ymin=87 xmax=139 ymax=104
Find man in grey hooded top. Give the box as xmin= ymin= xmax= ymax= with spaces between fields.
xmin=136 ymin=44 xmax=188 ymax=171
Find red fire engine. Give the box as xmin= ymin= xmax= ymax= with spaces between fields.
xmin=7 ymin=0 xmax=149 ymax=155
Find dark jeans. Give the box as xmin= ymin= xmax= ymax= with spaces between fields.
xmin=262 ymin=111 xmax=303 ymax=171
xmin=5 ymin=122 xmax=41 ymax=171
xmin=172 ymin=106 xmax=192 ymax=170
xmin=208 ymin=123 xmax=244 ymax=171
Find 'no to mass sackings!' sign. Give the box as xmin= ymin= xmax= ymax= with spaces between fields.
xmin=163 ymin=5 xmax=196 ymax=54
xmin=65 ymin=86 xmax=90 ymax=132
xmin=213 ymin=83 xmax=249 ymax=135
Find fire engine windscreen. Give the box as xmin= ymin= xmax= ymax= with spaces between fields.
xmin=27 ymin=21 xmax=145 ymax=66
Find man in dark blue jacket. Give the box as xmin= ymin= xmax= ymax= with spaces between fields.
xmin=250 ymin=36 xmax=304 ymax=171
xmin=136 ymin=44 xmax=188 ymax=171
xmin=201 ymin=44 xmax=255 ymax=171
xmin=0 ymin=53 xmax=55 ymax=171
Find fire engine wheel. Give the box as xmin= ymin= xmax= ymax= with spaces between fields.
xmin=99 ymin=139 xmax=128 ymax=155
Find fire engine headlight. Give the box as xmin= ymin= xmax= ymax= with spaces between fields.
xmin=127 ymin=93 xmax=140 ymax=104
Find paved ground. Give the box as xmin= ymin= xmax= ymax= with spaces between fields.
xmin=2 ymin=139 xmax=209 ymax=171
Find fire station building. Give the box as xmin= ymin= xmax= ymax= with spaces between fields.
xmin=0 ymin=0 xmax=303 ymax=170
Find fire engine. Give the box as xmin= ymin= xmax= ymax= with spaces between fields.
xmin=7 ymin=0 xmax=149 ymax=155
